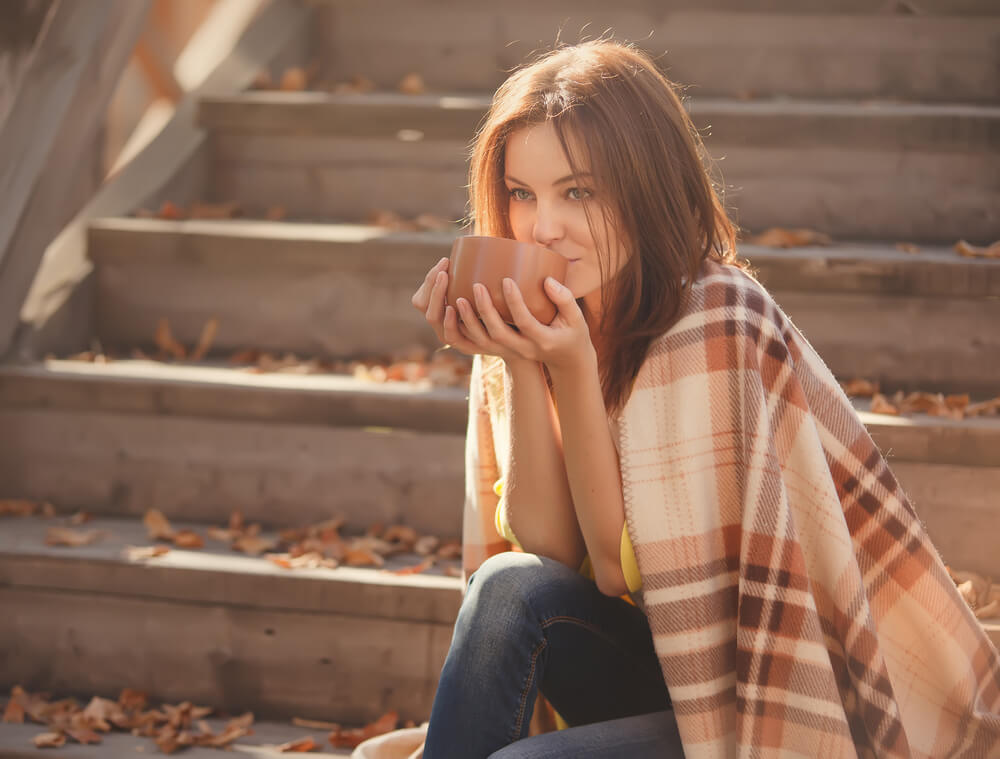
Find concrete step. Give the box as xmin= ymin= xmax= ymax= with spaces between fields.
xmin=1 ymin=360 xmax=999 ymax=577
xmin=0 ymin=514 xmax=461 ymax=726
xmin=0 ymin=360 xmax=466 ymax=537
xmin=87 ymin=217 xmax=1000 ymax=394
xmin=197 ymin=93 xmax=1000 ymax=243
xmin=0 ymin=720 xmax=355 ymax=757
xmin=312 ymin=0 xmax=1000 ymax=103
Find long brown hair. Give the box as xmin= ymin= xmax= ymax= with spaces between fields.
xmin=468 ymin=40 xmax=747 ymax=414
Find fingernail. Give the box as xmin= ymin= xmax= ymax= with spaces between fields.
xmin=439 ymin=257 xmax=449 ymax=267
xmin=502 ymin=278 xmax=513 ymax=291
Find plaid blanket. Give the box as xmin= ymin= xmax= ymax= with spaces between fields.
xmin=464 ymin=259 xmax=1000 ymax=757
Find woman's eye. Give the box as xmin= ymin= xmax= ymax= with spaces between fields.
xmin=567 ymin=187 xmax=592 ymax=201
xmin=508 ymin=188 xmax=532 ymax=201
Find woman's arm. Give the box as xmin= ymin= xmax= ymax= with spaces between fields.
xmin=501 ymin=358 xmax=588 ymax=572
xmin=548 ymin=355 xmax=629 ymax=597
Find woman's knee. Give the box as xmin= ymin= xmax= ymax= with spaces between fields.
xmin=466 ymin=552 xmax=582 ymax=615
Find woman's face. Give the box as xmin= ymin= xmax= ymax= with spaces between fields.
xmin=504 ymin=120 xmax=627 ymax=318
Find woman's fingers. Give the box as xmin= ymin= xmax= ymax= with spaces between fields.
xmin=442 ymin=305 xmax=481 ymax=354
xmin=473 ymin=283 xmax=535 ymax=355
xmin=424 ymin=269 xmax=449 ymax=329
xmin=455 ymin=298 xmax=493 ymax=347
xmin=501 ymin=278 xmax=545 ymax=339
xmin=411 ymin=257 xmax=450 ymax=311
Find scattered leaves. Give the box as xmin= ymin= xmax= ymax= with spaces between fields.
xmin=171 ymin=530 xmax=205 ymax=549
xmin=291 ymin=717 xmax=340 ymax=730
xmin=33 ymin=732 xmax=66 ymax=748
xmin=154 ymin=318 xmax=187 ymax=360
xmin=954 ymin=239 xmax=1000 ymax=259
xmin=365 ymin=209 xmax=455 ymax=232
xmin=124 ymin=545 xmax=170 ymax=561
xmin=329 ymin=710 xmax=399 ymax=748
xmin=744 ymin=227 xmax=832 ymax=248
xmin=144 ymin=509 xmax=175 ymax=541
xmin=948 ymin=567 xmax=1000 ymax=619
xmin=0 ymin=499 xmax=48 ymax=517
xmin=45 ymin=527 xmax=103 ymax=547
xmin=895 ymin=242 xmax=920 ymax=254
xmin=842 ymin=380 xmax=1000 ymax=420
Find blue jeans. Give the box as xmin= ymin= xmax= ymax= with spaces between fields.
xmin=423 ymin=552 xmax=682 ymax=758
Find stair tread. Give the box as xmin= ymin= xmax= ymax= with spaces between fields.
xmin=0 ymin=514 xmax=463 ymax=623
xmin=86 ymin=216 xmax=1000 ymax=299
xmin=0 ymin=720 xmax=356 ymax=758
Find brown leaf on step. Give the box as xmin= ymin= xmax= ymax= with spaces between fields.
xmin=118 ymin=689 xmax=148 ymax=712
xmin=33 ymin=732 xmax=66 ymax=748
xmin=189 ymin=318 xmax=219 ymax=361
xmin=277 ymin=736 xmax=320 ymax=752
xmin=68 ymin=511 xmax=91 ymax=525
xmin=414 ymin=535 xmax=440 ymax=556
xmin=0 ymin=499 xmax=37 ymax=517
xmin=389 ymin=556 xmax=436 ymax=575
xmin=292 ymin=717 xmax=340 ymax=730
xmin=189 ymin=202 xmax=242 ymax=220
xmin=383 ymin=525 xmax=419 ymax=545
xmin=156 ymin=201 xmax=187 ymax=221
xmin=329 ymin=710 xmax=399 ymax=748
xmin=343 ymin=548 xmax=385 ymax=567
xmin=267 ymin=552 xmax=338 ymax=570
xmin=895 ymin=242 xmax=920 ymax=254
xmin=841 ymin=378 xmax=878 ymax=398
xmin=66 ymin=726 xmax=103 ymax=744
xmin=45 ymin=527 xmax=104 ymax=547
xmin=954 ymin=239 xmax=1000 ymax=259
xmin=280 ymin=67 xmax=308 ymax=91
xmin=745 ymin=227 xmax=832 ymax=248
xmin=144 ymin=509 xmax=175 ymax=541
xmin=266 ymin=205 xmax=288 ymax=221
xmin=154 ymin=318 xmax=187 ymax=360
xmin=966 ymin=397 xmax=1000 ymax=417
xmin=124 ymin=545 xmax=170 ymax=561
xmin=869 ymin=394 xmax=899 ymax=416
xmin=206 ymin=526 xmax=236 ymax=543
xmin=2 ymin=695 xmax=24 ymax=723
xmin=436 ymin=540 xmax=462 ymax=560
xmin=229 ymin=348 xmax=261 ymax=365
xmin=41 ymin=502 xmax=56 ymax=519
xmin=945 ymin=394 xmax=970 ymax=411
xmin=233 ymin=534 xmax=277 ymax=556
xmin=251 ymin=70 xmax=274 ymax=90
xmin=397 ymin=72 xmax=426 ymax=95
xmin=172 ymin=530 xmax=205 ymax=549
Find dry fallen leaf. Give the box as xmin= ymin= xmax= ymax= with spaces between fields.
xmin=745 ymin=227 xmax=832 ymax=248
xmin=894 ymin=242 xmax=920 ymax=254
xmin=280 ymin=67 xmax=308 ymax=91
xmin=189 ymin=318 xmax=219 ymax=361
xmin=45 ymin=527 xmax=103 ymax=547
xmin=292 ymin=717 xmax=340 ymax=730
xmin=124 ymin=545 xmax=170 ymax=561
xmin=154 ymin=318 xmax=187 ymax=360
xmin=329 ymin=711 xmax=398 ymax=749
xmin=33 ymin=732 xmax=66 ymax=748
xmin=233 ymin=534 xmax=277 ymax=556
xmin=277 ymin=736 xmax=320 ymax=752
xmin=869 ymin=393 xmax=900 ymax=416
xmin=2 ymin=696 xmax=24 ymax=723
xmin=343 ymin=548 xmax=385 ymax=568
xmin=0 ymin=499 xmax=38 ymax=517
xmin=954 ymin=239 xmax=1000 ymax=259
xmin=388 ymin=556 xmax=436 ymax=576
xmin=66 ymin=726 xmax=103 ymax=744
xmin=414 ymin=535 xmax=440 ymax=556
xmin=397 ymin=72 xmax=426 ymax=95
xmin=266 ymin=205 xmax=288 ymax=221
xmin=841 ymin=378 xmax=879 ymax=397
xmin=966 ymin=397 xmax=1000 ymax=417
xmin=171 ymin=530 xmax=205 ymax=549
xmin=144 ymin=509 xmax=175 ymax=541
xmin=189 ymin=202 xmax=241 ymax=220
xmin=156 ymin=201 xmax=186 ymax=221
xmin=436 ymin=540 xmax=462 ymax=560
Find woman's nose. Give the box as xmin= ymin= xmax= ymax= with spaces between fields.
xmin=532 ymin=203 xmax=565 ymax=247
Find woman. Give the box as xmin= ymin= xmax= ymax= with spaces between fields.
xmin=409 ymin=40 xmax=1000 ymax=758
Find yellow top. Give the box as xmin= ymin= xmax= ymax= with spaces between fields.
xmin=492 ymin=478 xmax=643 ymax=598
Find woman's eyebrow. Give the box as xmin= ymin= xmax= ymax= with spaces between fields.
xmin=505 ymin=173 xmax=593 ymax=186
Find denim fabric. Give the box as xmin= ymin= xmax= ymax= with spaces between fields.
xmin=422 ymin=552 xmax=680 ymax=759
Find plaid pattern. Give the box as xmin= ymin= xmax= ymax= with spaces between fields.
xmin=466 ymin=259 xmax=1000 ymax=757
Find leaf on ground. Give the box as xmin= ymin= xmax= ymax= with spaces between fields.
xmin=841 ymin=379 xmax=878 ymax=397
xmin=206 ymin=527 xmax=237 ymax=543
xmin=233 ymin=534 xmax=277 ymax=556
xmin=744 ymin=227 xmax=832 ymax=248
xmin=894 ymin=242 xmax=920 ymax=254
xmin=397 ymin=72 xmax=426 ymax=95
xmin=266 ymin=205 xmax=288 ymax=221
xmin=156 ymin=201 xmax=186 ymax=221
xmin=171 ymin=530 xmax=205 ymax=549
xmin=280 ymin=67 xmax=309 ymax=91
xmin=45 ymin=527 xmax=103 ymax=547
xmin=144 ymin=509 xmax=175 ymax=541
xmin=2 ymin=696 xmax=24 ymax=723
xmin=125 ymin=545 xmax=170 ymax=561
xmin=0 ymin=499 xmax=38 ymax=517
xmin=189 ymin=318 xmax=220 ymax=361
xmin=292 ymin=717 xmax=340 ymax=730
xmin=388 ymin=556 xmax=436 ymax=575
xmin=383 ymin=525 xmax=419 ymax=546
xmin=189 ymin=202 xmax=241 ymax=220
xmin=68 ymin=511 xmax=91 ymax=525
xmin=343 ymin=548 xmax=385 ymax=568
xmin=33 ymin=732 xmax=66 ymax=748
xmin=267 ymin=552 xmax=338 ymax=570
xmin=154 ymin=318 xmax=187 ymax=360
xmin=277 ymin=736 xmax=320 ymax=752
xmin=414 ymin=535 xmax=440 ymax=556
xmin=436 ymin=540 xmax=462 ymax=560
xmin=329 ymin=710 xmax=399 ymax=748
xmin=869 ymin=393 xmax=899 ymax=416
xmin=954 ymin=239 xmax=1000 ymax=259
xmin=966 ymin=397 xmax=1000 ymax=417
xmin=118 ymin=689 xmax=149 ymax=712
xmin=66 ymin=726 xmax=103 ymax=744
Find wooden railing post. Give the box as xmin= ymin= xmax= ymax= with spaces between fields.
xmin=0 ymin=0 xmax=152 ymax=358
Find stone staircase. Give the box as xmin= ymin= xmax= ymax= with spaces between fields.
xmin=2 ymin=0 xmax=1000 ymax=750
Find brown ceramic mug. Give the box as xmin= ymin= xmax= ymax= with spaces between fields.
xmin=446 ymin=236 xmax=569 ymax=325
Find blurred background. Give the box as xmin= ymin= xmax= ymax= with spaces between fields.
xmin=0 ymin=0 xmax=998 ymax=753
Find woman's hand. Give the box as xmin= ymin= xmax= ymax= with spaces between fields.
xmin=458 ymin=276 xmax=596 ymax=375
